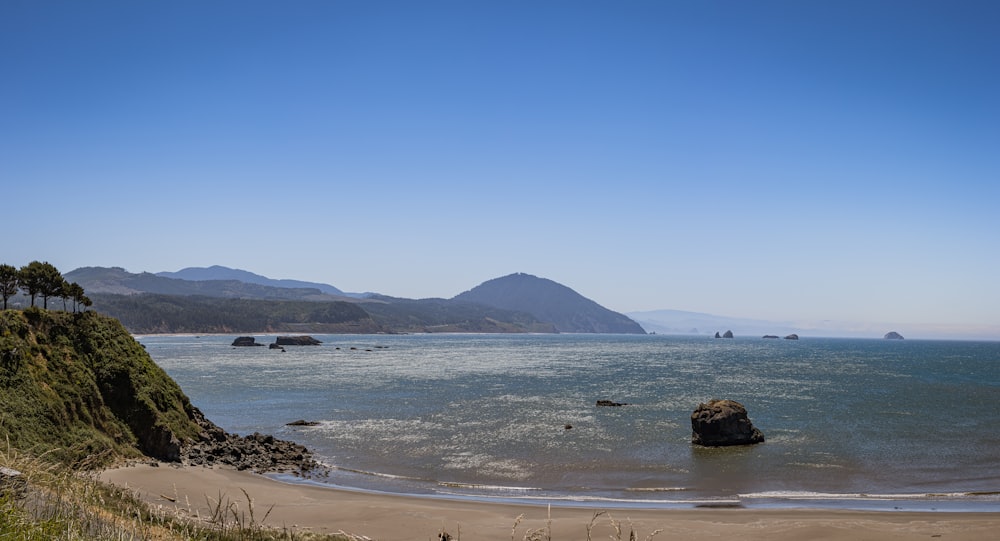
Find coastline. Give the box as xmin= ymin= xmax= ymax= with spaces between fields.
xmin=100 ymin=464 xmax=1000 ymax=540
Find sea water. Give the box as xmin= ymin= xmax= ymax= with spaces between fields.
xmin=137 ymin=333 xmax=1000 ymax=511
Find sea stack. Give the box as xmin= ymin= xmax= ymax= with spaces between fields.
xmin=274 ymin=335 xmax=322 ymax=346
xmin=884 ymin=331 xmax=904 ymax=340
xmin=231 ymin=336 xmax=263 ymax=346
xmin=691 ymin=399 xmax=765 ymax=446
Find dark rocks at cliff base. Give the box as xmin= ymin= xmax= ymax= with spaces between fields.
xmin=691 ymin=399 xmax=765 ymax=447
xmin=784 ymin=334 xmax=799 ymax=340
xmin=884 ymin=331 xmax=904 ymax=340
xmin=275 ymin=335 xmax=322 ymax=346
xmin=180 ymin=408 xmax=320 ymax=475
xmin=596 ymin=399 xmax=629 ymax=407
xmin=0 ymin=467 xmax=27 ymax=499
xmin=232 ymin=336 xmax=263 ymax=347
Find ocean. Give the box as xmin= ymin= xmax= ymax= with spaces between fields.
xmin=137 ymin=333 xmax=1000 ymax=511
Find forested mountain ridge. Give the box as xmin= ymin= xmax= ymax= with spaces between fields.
xmin=156 ymin=265 xmax=354 ymax=297
xmin=91 ymin=293 xmax=384 ymax=334
xmin=65 ymin=266 xmax=346 ymax=301
xmin=361 ymin=295 xmax=556 ymax=334
xmin=63 ymin=266 xmax=645 ymax=335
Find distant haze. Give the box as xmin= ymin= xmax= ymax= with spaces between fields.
xmin=628 ymin=310 xmax=1000 ymax=341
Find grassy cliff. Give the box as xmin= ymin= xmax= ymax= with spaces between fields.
xmin=0 ymin=308 xmax=201 ymax=466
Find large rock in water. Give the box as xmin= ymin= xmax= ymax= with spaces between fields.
xmin=275 ymin=335 xmax=322 ymax=346
xmin=884 ymin=331 xmax=904 ymax=340
xmin=691 ymin=399 xmax=765 ymax=446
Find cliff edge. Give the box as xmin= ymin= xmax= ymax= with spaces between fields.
xmin=0 ymin=308 xmax=314 ymax=473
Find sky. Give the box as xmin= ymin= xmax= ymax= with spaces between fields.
xmin=3 ymin=1 xmax=999 ymax=338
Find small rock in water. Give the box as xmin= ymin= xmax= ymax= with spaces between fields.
xmin=596 ymin=399 xmax=629 ymax=407
xmin=286 ymin=419 xmax=321 ymax=427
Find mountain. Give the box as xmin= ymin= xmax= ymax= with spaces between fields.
xmin=65 ymin=266 xmax=343 ymax=301
xmin=156 ymin=265 xmax=355 ymax=297
xmin=65 ymin=266 xmax=645 ymax=335
xmin=452 ymin=273 xmax=645 ymax=334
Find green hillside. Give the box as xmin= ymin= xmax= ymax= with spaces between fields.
xmin=361 ymin=296 xmax=556 ymax=333
xmin=0 ymin=308 xmax=201 ymax=466
xmin=91 ymin=293 xmax=384 ymax=334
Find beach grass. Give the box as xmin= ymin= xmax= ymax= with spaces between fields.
xmin=0 ymin=443 xmax=353 ymax=541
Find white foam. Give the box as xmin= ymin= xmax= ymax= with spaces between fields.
xmin=739 ymin=490 xmax=996 ymax=501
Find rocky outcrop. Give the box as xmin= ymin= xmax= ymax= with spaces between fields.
xmin=884 ymin=331 xmax=904 ymax=340
xmin=0 ymin=467 xmax=27 ymax=499
xmin=232 ymin=336 xmax=263 ymax=346
xmin=762 ymin=335 xmax=779 ymax=339
xmin=784 ymin=334 xmax=799 ymax=340
xmin=275 ymin=335 xmax=322 ymax=346
xmin=691 ymin=399 xmax=765 ymax=446
xmin=181 ymin=408 xmax=320 ymax=474
xmin=714 ymin=332 xmax=721 ymax=338
xmin=722 ymin=330 xmax=734 ymax=338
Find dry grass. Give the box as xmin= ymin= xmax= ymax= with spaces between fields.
xmin=0 ymin=440 xmax=354 ymax=541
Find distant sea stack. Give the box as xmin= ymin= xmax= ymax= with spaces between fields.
xmin=884 ymin=331 xmax=904 ymax=340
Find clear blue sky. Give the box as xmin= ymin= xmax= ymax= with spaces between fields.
xmin=3 ymin=1 xmax=998 ymax=337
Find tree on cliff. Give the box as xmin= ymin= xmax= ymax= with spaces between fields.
xmin=19 ymin=261 xmax=64 ymax=309
xmin=66 ymin=281 xmax=92 ymax=313
xmin=3 ymin=261 xmax=90 ymax=313
xmin=0 ymin=264 xmax=18 ymax=310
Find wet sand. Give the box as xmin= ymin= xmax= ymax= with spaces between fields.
xmin=100 ymin=464 xmax=1000 ymax=540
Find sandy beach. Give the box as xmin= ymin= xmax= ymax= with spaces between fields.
xmin=100 ymin=464 xmax=1000 ymax=540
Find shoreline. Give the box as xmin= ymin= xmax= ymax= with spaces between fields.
xmin=267 ymin=471 xmax=1000 ymax=514
xmin=100 ymin=463 xmax=1000 ymax=540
